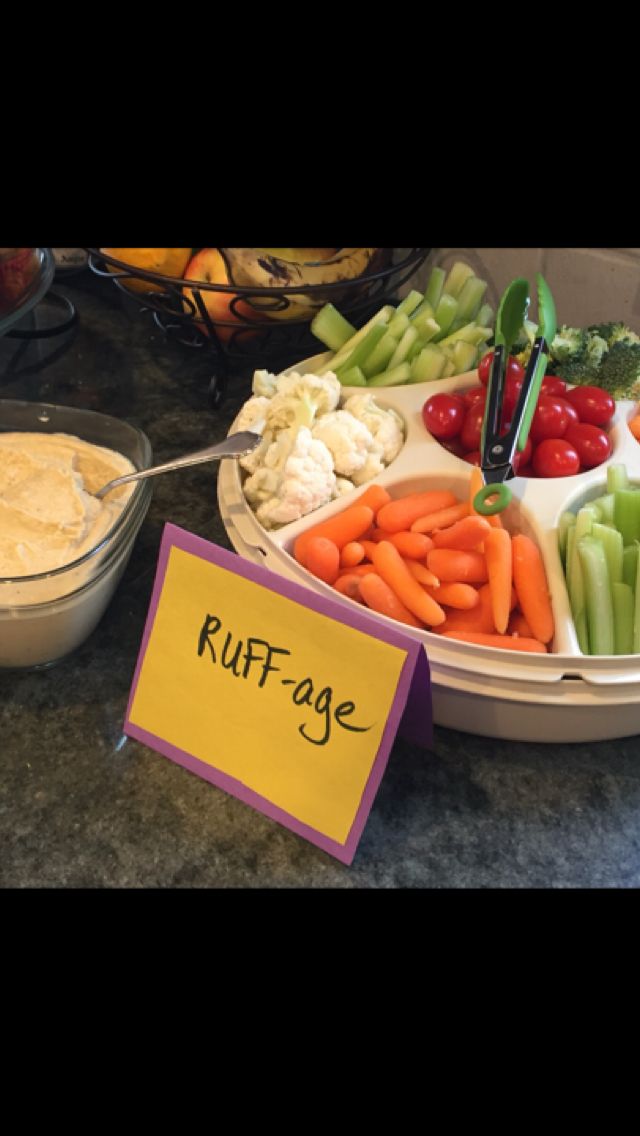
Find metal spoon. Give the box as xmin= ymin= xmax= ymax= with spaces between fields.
xmin=94 ymin=431 xmax=261 ymax=500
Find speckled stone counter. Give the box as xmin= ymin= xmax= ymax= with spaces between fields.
xmin=2 ymin=269 xmax=640 ymax=888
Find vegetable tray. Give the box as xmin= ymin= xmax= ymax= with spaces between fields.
xmin=218 ymin=354 xmax=640 ymax=742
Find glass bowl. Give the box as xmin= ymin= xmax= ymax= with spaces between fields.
xmin=0 ymin=399 xmax=153 ymax=669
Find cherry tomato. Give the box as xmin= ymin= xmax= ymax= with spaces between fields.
xmin=512 ymin=437 xmax=532 ymax=472
xmin=500 ymin=376 xmax=524 ymax=429
xmin=422 ymin=393 xmax=466 ymax=440
xmin=564 ymin=422 xmax=612 ymax=468
xmin=532 ymin=438 xmax=580 ymax=478
xmin=529 ymin=395 xmax=569 ymax=444
xmin=541 ymin=375 xmax=568 ymax=397
xmin=564 ymin=386 xmax=615 ymax=427
xmin=440 ymin=436 xmax=467 ymax=458
xmin=462 ymin=385 xmax=486 ymax=409
xmin=516 ymin=463 xmax=535 ymax=479
xmin=462 ymin=450 xmax=482 ymax=465
xmin=478 ymin=352 xmax=525 ymax=388
xmin=555 ymin=396 xmax=580 ymax=427
xmin=460 ymin=404 xmax=486 ymax=452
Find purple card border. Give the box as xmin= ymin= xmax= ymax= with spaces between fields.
xmin=124 ymin=523 xmax=426 ymax=866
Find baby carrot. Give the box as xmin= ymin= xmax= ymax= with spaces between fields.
xmin=508 ymin=611 xmax=534 ymax=638
xmin=372 ymin=541 xmax=446 ymax=626
xmin=359 ymin=573 xmax=424 ymax=628
xmin=410 ymin=502 xmax=470 ymax=534
xmin=439 ymin=631 xmax=548 ymax=653
xmin=431 ymin=515 xmax=491 ymax=550
xmin=427 ymin=548 xmax=488 ymax=585
xmin=333 ymin=574 xmax=364 ymax=601
xmin=294 ymin=504 xmax=374 ymax=565
xmin=387 ymin=531 xmax=434 ymax=559
xmin=376 ymin=490 xmax=458 ymax=534
xmin=425 ymin=582 xmax=480 ymax=610
xmin=511 ymin=533 xmax=555 ymax=644
xmin=304 ymin=536 xmax=340 ymax=585
xmin=356 ymin=483 xmax=392 ymax=514
xmin=469 ymin=466 xmax=503 ymax=528
xmin=340 ymin=541 xmax=365 ymax=569
xmin=335 ymin=563 xmax=378 ymax=577
xmin=359 ymin=539 xmax=380 ymax=562
xmin=436 ymin=584 xmax=494 ymax=635
xmin=484 ymin=526 xmax=513 ymax=634
xmin=404 ymin=559 xmax=440 ymax=588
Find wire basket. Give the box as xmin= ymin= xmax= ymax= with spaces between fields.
xmin=86 ymin=247 xmax=431 ymax=406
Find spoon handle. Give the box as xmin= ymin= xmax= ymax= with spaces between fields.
xmin=95 ymin=431 xmax=261 ymax=499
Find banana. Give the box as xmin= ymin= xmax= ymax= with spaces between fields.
xmin=219 ymin=247 xmax=390 ymax=321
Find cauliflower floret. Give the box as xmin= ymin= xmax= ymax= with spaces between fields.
xmin=265 ymin=371 xmax=342 ymax=434
xmin=252 ymin=369 xmax=280 ymax=399
xmin=234 ymin=395 xmax=270 ymax=435
xmin=350 ymin=451 xmax=386 ymax=487
xmin=341 ymin=392 xmax=405 ymax=464
xmin=244 ymin=426 xmax=337 ymax=530
xmin=239 ymin=428 xmax=275 ymax=475
xmin=311 ymin=409 xmax=383 ymax=479
xmin=334 ymin=477 xmax=356 ymax=497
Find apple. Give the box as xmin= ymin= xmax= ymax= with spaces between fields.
xmin=183 ymin=248 xmax=259 ymax=344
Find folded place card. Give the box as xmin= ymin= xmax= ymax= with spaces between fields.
xmin=124 ymin=523 xmax=432 ymax=865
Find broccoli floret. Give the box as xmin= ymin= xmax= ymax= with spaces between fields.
xmin=596 ymin=340 xmax=640 ymax=399
xmin=550 ymin=325 xmax=588 ymax=362
xmin=587 ymin=321 xmax=640 ymax=346
xmin=551 ymin=354 xmax=604 ymax=385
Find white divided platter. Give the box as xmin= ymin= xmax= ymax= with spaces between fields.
xmin=218 ymin=353 xmax=640 ymax=743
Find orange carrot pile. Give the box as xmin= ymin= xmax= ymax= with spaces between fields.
xmin=291 ymin=480 xmax=556 ymax=654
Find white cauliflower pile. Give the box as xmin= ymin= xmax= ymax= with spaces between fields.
xmin=234 ymin=369 xmax=405 ymax=530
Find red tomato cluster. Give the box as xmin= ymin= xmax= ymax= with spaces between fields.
xmin=421 ymin=352 xmax=615 ymax=478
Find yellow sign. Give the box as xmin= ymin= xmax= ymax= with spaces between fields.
xmin=125 ymin=525 xmax=431 ymax=863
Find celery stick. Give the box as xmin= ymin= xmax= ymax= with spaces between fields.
xmin=578 ymin=536 xmax=615 ymax=655
xmin=431 ymin=294 xmax=458 ymax=340
xmin=361 ymin=332 xmax=399 ymax=379
xmin=612 ymin=582 xmax=634 ymax=654
xmin=367 ymin=362 xmax=411 ymax=388
xmin=455 ymin=276 xmax=488 ymax=322
xmin=409 ymin=299 xmax=434 ymax=323
xmin=387 ymin=312 xmax=410 ymax=340
xmin=476 ymin=303 xmax=494 ymax=329
xmin=310 ymin=303 xmax=356 ymax=352
xmin=443 ymin=261 xmax=475 ymax=298
xmin=394 ymin=289 xmax=423 ymax=318
xmin=452 ymin=341 xmax=478 ymax=375
xmin=334 ymin=322 xmax=388 ymax=379
xmin=388 ymin=326 xmax=419 ymax=369
xmin=316 ymin=306 xmax=394 ymax=375
xmin=438 ymin=322 xmax=493 ymax=348
xmin=411 ymin=312 xmax=440 ymax=343
xmin=441 ymin=357 xmax=457 ymax=378
xmin=409 ymin=345 xmax=446 ymax=384
xmin=589 ymin=493 xmax=615 ymax=524
xmin=592 ymin=522 xmax=623 ymax=585
xmin=339 ymin=366 xmax=367 ymax=387
xmin=614 ymin=489 xmax=640 ymax=546
xmin=567 ymin=508 xmax=598 ymax=631
xmin=558 ymin=511 xmax=576 ymax=566
xmin=424 ymin=266 xmax=446 ymax=311
xmin=635 ymin=551 xmax=640 ymax=651
xmin=575 ymin=609 xmax=589 ymax=654
xmin=607 ymin=464 xmax=629 ymax=493
xmin=623 ymin=542 xmax=639 ymax=591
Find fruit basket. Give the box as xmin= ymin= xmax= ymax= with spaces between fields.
xmin=86 ymin=248 xmax=431 ymax=406
xmin=217 ymin=352 xmax=640 ymax=744
xmin=0 ymin=248 xmax=55 ymax=338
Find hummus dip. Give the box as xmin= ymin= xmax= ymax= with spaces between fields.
xmin=0 ymin=431 xmax=135 ymax=578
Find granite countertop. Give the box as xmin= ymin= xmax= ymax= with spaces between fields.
xmin=2 ymin=268 xmax=640 ymax=889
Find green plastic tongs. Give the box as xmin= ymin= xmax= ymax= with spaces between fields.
xmin=473 ymin=273 xmax=558 ymax=516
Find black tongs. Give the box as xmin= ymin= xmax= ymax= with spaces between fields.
xmin=474 ymin=273 xmax=558 ymax=516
